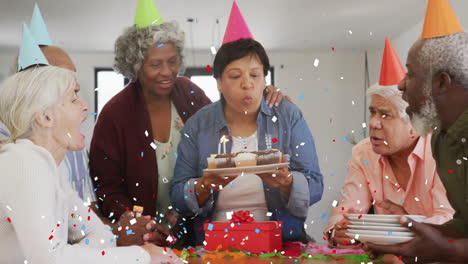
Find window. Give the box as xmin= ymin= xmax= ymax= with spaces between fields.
xmin=94 ymin=68 xmax=128 ymax=117
xmin=183 ymin=67 xmax=274 ymax=102
xmin=94 ymin=67 xmax=274 ymax=116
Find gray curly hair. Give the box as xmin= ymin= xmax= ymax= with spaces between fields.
xmin=113 ymin=21 xmax=185 ymax=80
xmin=416 ymin=31 xmax=468 ymax=91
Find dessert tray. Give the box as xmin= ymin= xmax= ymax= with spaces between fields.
xmin=203 ymin=162 xmax=290 ymax=177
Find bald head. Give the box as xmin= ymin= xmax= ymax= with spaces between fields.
xmin=40 ymin=46 xmax=76 ymax=72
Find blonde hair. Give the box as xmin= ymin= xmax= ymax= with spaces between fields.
xmin=0 ymin=66 xmax=76 ymax=149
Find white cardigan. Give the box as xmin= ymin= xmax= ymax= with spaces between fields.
xmin=0 ymin=139 xmax=150 ymax=264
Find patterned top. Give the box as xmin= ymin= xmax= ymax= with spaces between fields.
xmin=154 ymin=103 xmax=184 ymax=229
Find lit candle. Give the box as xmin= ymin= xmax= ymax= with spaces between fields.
xmin=223 ymin=136 xmax=228 ymax=154
xmin=218 ymin=135 xmax=225 ymax=154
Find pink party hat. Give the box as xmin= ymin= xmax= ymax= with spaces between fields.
xmin=222 ymin=1 xmax=253 ymax=44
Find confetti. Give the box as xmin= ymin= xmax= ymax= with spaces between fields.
xmin=126 ymin=229 xmax=133 ymax=235
xmin=272 ymin=116 xmax=278 ymax=123
xmin=363 ymin=160 xmax=369 ymax=165
xmin=332 ymin=200 xmax=338 ymax=207
xmin=299 ymin=94 xmax=305 ymax=101
xmin=129 ymin=218 xmax=137 ymax=225
xmin=150 ymin=142 xmax=157 ymax=150
xmin=190 ymin=90 xmax=195 ymax=94
xmin=210 ymin=46 xmax=217 ymax=55
xmin=101 ymin=251 xmax=105 ymax=256
xmin=145 ymin=130 xmax=149 ymax=137
xmin=313 ymin=58 xmax=319 ymax=67
xmin=348 ymin=30 xmax=353 ymax=34
xmin=206 ymin=65 xmax=211 ymax=73
xmin=157 ymin=43 xmax=165 ymax=47
xmin=321 ymin=213 xmax=327 ymax=219
xmin=255 ymin=228 xmax=261 ymax=234
xmin=272 ymin=138 xmax=278 ymax=143
xmin=6 ymin=217 xmax=11 ymax=223
xmin=207 ymin=223 xmax=214 ymax=231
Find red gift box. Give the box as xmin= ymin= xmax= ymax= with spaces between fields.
xmin=203 ymin=221 xmax=282 ymax=253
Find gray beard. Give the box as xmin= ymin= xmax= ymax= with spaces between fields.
xmin=410 ymin=83 xmax=441 ymax=136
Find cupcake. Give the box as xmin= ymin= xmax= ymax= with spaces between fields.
xmin=254 ymin=149 xmax=282 ymax=165
xmin=206 ymin=153 xmax=238 ymax=168
xmin=233 ymin=152 xmax=257 ymax=167
xmin=207 ymin=155 xmax=217 ymax=169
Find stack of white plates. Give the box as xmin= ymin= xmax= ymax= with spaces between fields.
xmin=345 ymin=214 xmax=426 ymax=245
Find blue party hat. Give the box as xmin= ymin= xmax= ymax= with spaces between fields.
xmin=17 ymin=23 xmax=49 ymax=72
xmin=30 ymin=3 xmax=53 ymax=45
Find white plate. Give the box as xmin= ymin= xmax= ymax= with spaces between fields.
xmin=348 ymin=214 xmax=426 ymax=223
xmin=345 ymin=233 xmax=414 ymax=245
xmin=347 ymin=224 xmax=410 ymax=232
xmin=348 ymin=229 xmax=414 ymax=237
xmin=349 ymin=221 xmax=404 ymax=227
xmin=203 ymin=163 xmax=289 ymax=177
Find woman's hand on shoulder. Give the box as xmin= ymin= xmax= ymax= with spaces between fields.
xmin=264 ymin=85 xmax=293 ymax=108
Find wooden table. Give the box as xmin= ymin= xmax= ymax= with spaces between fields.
xmin=185 ymin=255 xmax=385 ymax=264
xmin=186 ymin=257 xmax=384 ymax=263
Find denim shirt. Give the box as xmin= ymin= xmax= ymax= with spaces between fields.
xmin=170 ymin=98 xmax=323 ymax=245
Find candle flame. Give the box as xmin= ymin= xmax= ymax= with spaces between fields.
xmin=219 ymin=135 xmax=229 ymax=143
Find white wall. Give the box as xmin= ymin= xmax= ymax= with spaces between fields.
xmin=367 ymin=0 xmax=468 ymax=88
